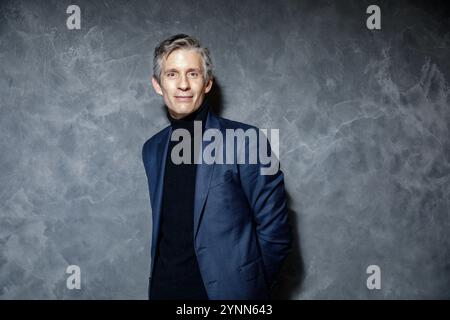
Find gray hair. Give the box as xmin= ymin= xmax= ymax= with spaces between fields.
xmin=153 ymin=34 xmax=213 ymax=84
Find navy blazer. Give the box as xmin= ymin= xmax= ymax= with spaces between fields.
xmin=142 ymin=110 xmax=292 ymax=299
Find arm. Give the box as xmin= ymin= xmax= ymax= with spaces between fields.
xmin=238 ymin=130 xmax=292 ymax=289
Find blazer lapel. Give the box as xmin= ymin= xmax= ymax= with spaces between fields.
xmin=193 ymin=112 xmax=221 ymax=241
xmin=151 ymin=126 xmax=171 ymax=259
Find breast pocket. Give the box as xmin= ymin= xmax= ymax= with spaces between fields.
xmin=205 ymin=169 xmax=251 ymax=228
xmin=209 ymin=169 xmax=236 ymax=190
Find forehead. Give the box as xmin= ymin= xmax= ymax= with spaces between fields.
xmin=163 ymin=49 xmax=203 ymax=70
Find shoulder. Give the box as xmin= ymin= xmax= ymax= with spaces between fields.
xmin=215 ymin=114 xmax=258 ymax=132
xmin=214 ymin=114 xmax=273 ymax=151
xmin=142 ymin=125 xmax=171 ymax=157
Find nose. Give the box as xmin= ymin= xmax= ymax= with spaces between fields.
xmin=178 ymin=74 xmax=190 ymax=91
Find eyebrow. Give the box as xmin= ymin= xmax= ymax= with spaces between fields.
xmin=164 ymin=68 xmax=201 ymax=73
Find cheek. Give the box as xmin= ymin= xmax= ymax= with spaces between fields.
xmin=192 ymin=82 xmax=207 ymax=93
xmin=160 ymin=81 xmax=175 ymax=93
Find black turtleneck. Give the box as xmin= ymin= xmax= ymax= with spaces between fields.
xmin=149 ymin=99 xmax=209 ymax=300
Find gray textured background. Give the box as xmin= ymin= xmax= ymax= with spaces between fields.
xmin=1 ymin=0 xmax=449 ymax=299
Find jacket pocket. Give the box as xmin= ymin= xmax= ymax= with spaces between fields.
xmin=239 ymin=256 xmax=263 ymax=281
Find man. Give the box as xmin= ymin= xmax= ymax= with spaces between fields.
xmin=142 ymin=34 xmax=292 ymax=300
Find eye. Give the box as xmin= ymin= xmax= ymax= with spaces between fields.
xmin=166 ymin=72 xmax=177 ymax=78
xmin=188 ymin=71 xmax=199 ymax=78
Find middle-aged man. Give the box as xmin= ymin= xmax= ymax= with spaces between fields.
xmin=142 ymin=34 xmax=292 ymax=300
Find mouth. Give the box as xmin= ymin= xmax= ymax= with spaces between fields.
xmin=175 ymin=95 xmax=193 ymax=101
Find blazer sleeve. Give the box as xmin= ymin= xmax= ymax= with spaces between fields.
xmin=237 ymin=130 xmax=293 ymax=289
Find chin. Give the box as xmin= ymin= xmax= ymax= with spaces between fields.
xmin=167 ymin=108 xmax=190 ymax=118
xmin=174 ymin=105 xmax=195 ymax=114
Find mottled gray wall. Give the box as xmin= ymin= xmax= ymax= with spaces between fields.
xmin=0 ymin=0 xmax=449 ymax=299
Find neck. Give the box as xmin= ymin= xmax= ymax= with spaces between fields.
xmin=167 ymin=99 xmax=209 ymax=127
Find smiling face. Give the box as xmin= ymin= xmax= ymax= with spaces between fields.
xmin=152 ymin=49 xmax=213 ymax=119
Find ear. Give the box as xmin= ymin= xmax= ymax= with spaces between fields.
xmin=151 ymin=77 xmax=163 ymax=96
xmin=204 ymin=77 xmax=213 ymax=94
